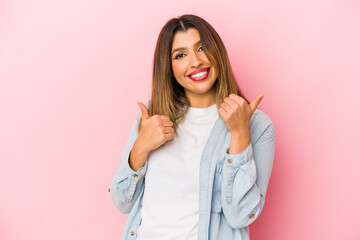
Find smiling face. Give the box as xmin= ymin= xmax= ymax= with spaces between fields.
xmin=171 ymin=28 xmax=218 ymax=108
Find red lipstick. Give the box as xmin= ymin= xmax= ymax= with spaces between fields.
xmin=187 ymin=67 xmax=210 ymax=81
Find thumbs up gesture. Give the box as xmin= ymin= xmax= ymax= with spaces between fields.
xmin=136 ymin=102 xmax=175 ymax=154
xmin=218 ymin=93 xmax=266 ymax=134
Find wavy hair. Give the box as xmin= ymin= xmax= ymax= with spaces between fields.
xmin=137 ymin=14 xmax=250 ymax=136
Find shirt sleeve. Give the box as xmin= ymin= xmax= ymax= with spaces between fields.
xmin=109 ymin=111 xmax=148 ymax=214
xmin=221 ymin=123 xmax=275 ymax=228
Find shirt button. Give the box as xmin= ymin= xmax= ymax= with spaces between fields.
xmin=133 ymin=174 xmax=138 ymax=178
xmin=250 ymin=213 xmax=255 ymax=218
xmin=140 ymin=204 xmax=142 ymax=208
xmin=130 ymin=231 xmax=134 ymax=236
xmin=108 ymin=188 xmax=110 ymax=192
xmin=228 ymin=158 xmax=233 ymax=163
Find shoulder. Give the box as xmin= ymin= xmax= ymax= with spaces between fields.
xmin=249 ymin=108 xmax=275 ymax=143
xmin=251 ymin=108 xmax=273 ymax=127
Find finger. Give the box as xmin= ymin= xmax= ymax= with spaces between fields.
xmin=228 ymin=94 xmax=247 ymax=114
xmin=155 ymin=117 xmax=173 ymax=127
xmin=218 ymin=107 xmax=228 ymax=119
xmin=228 ymin=93 xmax=244 ymax=103
xmin=224 ymin=97 xmax=240 ymax=112
xmin=137 ymin=102 xmax=150 ymax=119
xmin=221 ymin=102 xmax=232 ymax=113
xmin=163 ymin=126 xmax=175 ymax=133
xmin=249 ymin=93 xmax=266 ymax=113
xmin=164 ymin=132 xmax=174 ymax=141
xmin=157 ymin=115 xmax=171 ymax=121
xmin=163 ymin=120 xmax=174 ymax=127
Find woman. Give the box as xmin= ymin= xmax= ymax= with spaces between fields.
xmin=109 ymin=14 xmax=275 ymax=240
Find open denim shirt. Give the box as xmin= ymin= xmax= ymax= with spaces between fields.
xmin=109 ymin=99 xmax=275 ymax=240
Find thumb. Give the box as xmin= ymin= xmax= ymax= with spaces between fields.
xmin=249 ymin=92 xmax=266 ymax=113
xmin=137 ymin=102 xmax=150 ymax=120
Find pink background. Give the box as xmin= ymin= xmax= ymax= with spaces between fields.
xmin=1 ymin=0 xmax=359 ymax=239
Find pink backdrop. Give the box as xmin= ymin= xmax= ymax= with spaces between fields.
xmin=1 ymin=0 xmax=359 ymax=239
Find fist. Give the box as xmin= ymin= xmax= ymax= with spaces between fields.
xmin=136 ymin=102 xmax=175 ymax=153
xmin=218 ymin=93 xmax=266 ymax=133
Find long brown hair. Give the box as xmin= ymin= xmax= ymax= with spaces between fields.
xmin=137 ymin=14 xmax=250 ymax=136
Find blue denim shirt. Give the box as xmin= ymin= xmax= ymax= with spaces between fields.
xmin=109 ymin=99 xmax=275 ymax=240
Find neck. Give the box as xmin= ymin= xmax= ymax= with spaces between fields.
xmin=186 ymin=87 xmax=216 ymax=108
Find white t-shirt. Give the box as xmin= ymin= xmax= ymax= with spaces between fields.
xmin=136 ymin=103 xmax=219 ymax=240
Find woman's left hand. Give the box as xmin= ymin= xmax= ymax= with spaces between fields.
xmin=219 ymin=93 xmax=266 ymax=134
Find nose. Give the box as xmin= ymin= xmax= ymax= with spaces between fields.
xmin=189 ymin=52 xmax=204 ymax=69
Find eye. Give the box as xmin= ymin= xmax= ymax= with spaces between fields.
xmin=198 ymin=46 xmax=204 ymax=52
xmin=174 ymin=53 xmax=185 ymax=60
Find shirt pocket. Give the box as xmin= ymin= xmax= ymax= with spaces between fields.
xmin=211 ymin=161 xmax=223 ymax=214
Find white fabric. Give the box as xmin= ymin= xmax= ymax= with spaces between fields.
xmin=136 ymin=103 xmax=219 ymax=240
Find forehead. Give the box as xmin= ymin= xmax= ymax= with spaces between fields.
xmin=171 ymin=28 xmax=200 ymax=49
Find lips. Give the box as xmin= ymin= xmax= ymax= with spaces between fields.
xmin=188 ymin=67 xmax=210 ymax=76
xmin=187 ymin=67 xmax=211 ymax=81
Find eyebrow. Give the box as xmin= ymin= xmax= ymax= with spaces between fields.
xmin=171 ymin=40 xmax=202 ymax=56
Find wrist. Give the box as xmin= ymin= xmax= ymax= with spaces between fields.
xmin=228 ymin=128 xmax=250 ymax=155
xmin=133 ymin=138 xmax=150 ymax=156
xmin=128 ymin=139 xmax=149 ymax=171
xmin=230 ymin=127 xmax=250 ymax=139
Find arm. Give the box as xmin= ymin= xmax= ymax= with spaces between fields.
xmin=109 ymin=110 xmax=149 ymax=214
xmin=221 ymin=123 xmax=275 ymax=228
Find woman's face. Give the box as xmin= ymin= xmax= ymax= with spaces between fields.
xmin=171 ymin=28 xmax=218 ymax=107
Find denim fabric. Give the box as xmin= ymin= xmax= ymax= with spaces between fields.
xmin=109 ymin=99 xmax=275 ymax=240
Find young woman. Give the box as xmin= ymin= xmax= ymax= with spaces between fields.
xmin=109 ymin=14 xmax=275 ymax=240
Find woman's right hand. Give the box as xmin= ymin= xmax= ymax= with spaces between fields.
xmin=136 ymin=102 xmax=175 ymax=153
xmin=128 ymin=102 xmax=175 ymax=171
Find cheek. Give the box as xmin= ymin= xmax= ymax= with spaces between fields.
xmin=172 ymin=62 xmax=186 ymax=76
xmin=211 ymin=67 xmax=218 ymax=80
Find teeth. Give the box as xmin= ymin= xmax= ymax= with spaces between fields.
xmin=190 ymin=69 xmax=208 ymax=78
